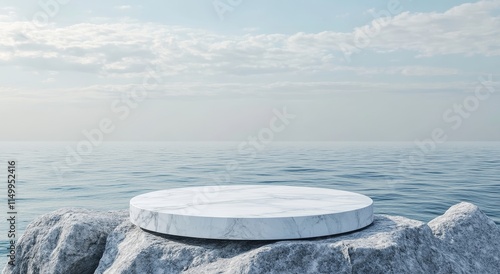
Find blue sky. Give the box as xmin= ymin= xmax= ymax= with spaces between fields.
xmin=0 ymin=0 xmax=499 ymax=141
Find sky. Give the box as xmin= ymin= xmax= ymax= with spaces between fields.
xmin=0 ymin=0 xmax=499 ymax=141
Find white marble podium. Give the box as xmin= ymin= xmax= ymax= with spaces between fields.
xmin=130 ymin=185 xmax=373 ymax=240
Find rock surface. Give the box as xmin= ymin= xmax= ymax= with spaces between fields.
xmin=3 ymin=202 xmax=500 ymax=274
xmin=3 ymin=208 xmax=127 ymax=274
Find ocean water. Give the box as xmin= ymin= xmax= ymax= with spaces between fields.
xmin=0 ymin=142 xmax=499 ymax=266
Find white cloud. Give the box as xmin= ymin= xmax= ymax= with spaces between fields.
xmin=1 ymin=1 xmax=499 ymax=77
xmin=42 ymin=78 xmax=55 ymax=83
xmin=345 ymin=66 xmax=460 ymax=76
xmin=242 ymin=27 xmax=259 ymax=33
xmin=0 ymin=6 xmax=18 ymax=21
xmin=0 ymin=1 xmax=498 ymax=100
xmin=114 ymin=5 xmax=132 ymax=11
xmin=0 ymin=79 xmax=475 ymax=103
xmin=114 ymin=5 xmax=142 ymax=11
xmin=360 ymin=0 xmax=500 ymax=56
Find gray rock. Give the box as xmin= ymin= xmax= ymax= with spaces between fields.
xmin=2 ymin=208 xmax=127 ymax=274
xmin=94 ymin=215 xmax=450 ymax=273
xmin=4 ymin=202 xmax=500 ymax=274
xmin=95 ymin=202 xmax=499 ymax=274
xmin=428 ymin=202 xmax=500 ymax=273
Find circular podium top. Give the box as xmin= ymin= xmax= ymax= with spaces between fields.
xmin=130 ymin=185 xmax=373 ymax=240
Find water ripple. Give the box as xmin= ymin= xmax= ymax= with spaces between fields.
xmin=0 ymin=141 xmax=499 ymax=262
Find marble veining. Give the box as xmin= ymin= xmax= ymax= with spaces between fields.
xmin=130 ymin=185 xmax=374 ymax=240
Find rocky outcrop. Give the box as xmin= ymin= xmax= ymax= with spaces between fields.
xmin=3 ymin=202 xmax=500 ymax=274
xmin=428 ymin=202 xmax=500 ymax=273
xmin=3 ymin=209 xmax=127 ymax=274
